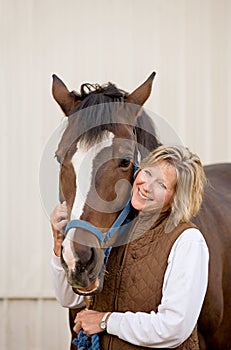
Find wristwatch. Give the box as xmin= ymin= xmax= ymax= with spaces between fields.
xmin=100 ymin=312 xmax=111 ymax=331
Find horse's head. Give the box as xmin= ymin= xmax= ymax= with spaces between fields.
xmin=52 ymin=73 xmax=158 ymax=295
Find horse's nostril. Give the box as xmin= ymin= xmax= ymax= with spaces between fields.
xmin=76 ymin=248 xmax=94 ymax=272
xmin=76 ymin=263 xmax=87 ymax=273
xmin=73 ymin=242 xmax=95 ymax=266
xmin=88 ymin=248 xmax=95 ymax=266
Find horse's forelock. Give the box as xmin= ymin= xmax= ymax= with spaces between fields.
xmin=67 ymin=100 xmax=128 ymax=150
xmin=78 ymin=82 xmax=127 ymax=101
xmin=59 ymin=83 xmax=160 ymax=159
xmin=77 ymin=128 xmax=115 ymax=151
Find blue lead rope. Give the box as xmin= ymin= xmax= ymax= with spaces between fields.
xmin=73 ymin=331 xmax=100 ymax=350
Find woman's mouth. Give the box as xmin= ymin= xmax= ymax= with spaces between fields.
xmin=138 ymin=188 xmax=153 ymax=201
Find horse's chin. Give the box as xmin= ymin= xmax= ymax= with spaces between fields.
xmin=73 ymin=277 xmax=101 ymax=296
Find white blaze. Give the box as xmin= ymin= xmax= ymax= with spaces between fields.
xmin=71 ymin=131 xmax=114 ymax=220
xmin=62 ymin=236 xmax=77 ymax=270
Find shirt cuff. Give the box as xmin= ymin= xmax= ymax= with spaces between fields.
xmin=107 ymin=312 xmax=124 ymax=336
xmin=51 ymin=250 xmax=63 ymax=270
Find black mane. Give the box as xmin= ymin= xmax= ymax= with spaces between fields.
xmin=73 ymin=82 xmax=127 ymax=107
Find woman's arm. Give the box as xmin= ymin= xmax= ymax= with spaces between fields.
xmin=50 ymin=202 xmax=85 ymax=308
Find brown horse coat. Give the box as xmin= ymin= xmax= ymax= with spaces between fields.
xmin=193 ymin=163 xmax=231 ymax=349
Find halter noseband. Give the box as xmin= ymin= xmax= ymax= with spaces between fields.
xmin=64 ymin=198 xmax=132 ymax=247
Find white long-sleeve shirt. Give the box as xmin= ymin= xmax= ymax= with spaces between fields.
xmin=51 ymin=228 xmax=209 ymax=348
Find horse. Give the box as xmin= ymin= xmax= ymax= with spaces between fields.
xmin=52 ymin=73 xmax=231 ymax=350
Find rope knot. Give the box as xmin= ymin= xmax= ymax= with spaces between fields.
xmin=73 ymin=330 xmax=100 ymax=350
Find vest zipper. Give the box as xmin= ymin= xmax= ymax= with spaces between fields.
xmin=108 ymin=217 xmax=142 ymax=350
xmin=114 ymin=217 xmax=142 ymax=309
xmin=106 ymin=245 xmax=128 ymax=350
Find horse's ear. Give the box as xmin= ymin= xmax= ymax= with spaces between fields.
xmin=52 ymin=74 xmax=81 ymax=116
xmin=126 ymin=72 xmax=156 ymax=106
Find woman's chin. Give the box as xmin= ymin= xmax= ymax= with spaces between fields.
xmin=131 ymin=198 xmax=145 ymax=211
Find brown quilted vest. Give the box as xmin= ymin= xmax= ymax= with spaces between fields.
xmin=92 ymin=211 xmax=200 ymax=350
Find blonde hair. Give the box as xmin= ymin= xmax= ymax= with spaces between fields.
xmin=139 ymin=145 xmax=207 ymax=231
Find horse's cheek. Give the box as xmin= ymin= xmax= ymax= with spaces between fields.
xmin=60 ymin=164 xmax=76 ymax=209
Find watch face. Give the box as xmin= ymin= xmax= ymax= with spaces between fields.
xmin=100 ymin=321 xmax=106 ymax=330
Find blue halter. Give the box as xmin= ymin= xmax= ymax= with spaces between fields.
xmin=64 ymin=198 xmax=132 ymax=246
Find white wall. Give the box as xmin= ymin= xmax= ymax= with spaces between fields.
xmin=1 ymin=0 xmax=230 ymax=349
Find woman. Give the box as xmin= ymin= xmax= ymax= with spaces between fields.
xmin=50 ymin=145 xmax=209 ymax=349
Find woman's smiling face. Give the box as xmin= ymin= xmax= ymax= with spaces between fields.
xmin=131 ymin=160 xmax=177 ymax=213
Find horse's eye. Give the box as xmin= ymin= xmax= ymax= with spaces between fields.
xmin=119 ymin=158 xmax=131 ymax=168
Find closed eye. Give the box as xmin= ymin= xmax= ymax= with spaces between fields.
xmin=159 ymin=182 xmax=167 ymax=189
xmin=144 ymin=169 xmax=152 ymax=177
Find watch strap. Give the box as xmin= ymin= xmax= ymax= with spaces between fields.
xmin=101 ymin=312 xmax=111 ymax=323
xmin=100 ymin=312 xmax=111 ymax=330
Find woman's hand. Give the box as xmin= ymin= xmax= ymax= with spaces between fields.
xmin=50 ymin=201 xmax=69 ymax=257
xmin=74 ymin=309 xmax=111 ymax=336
